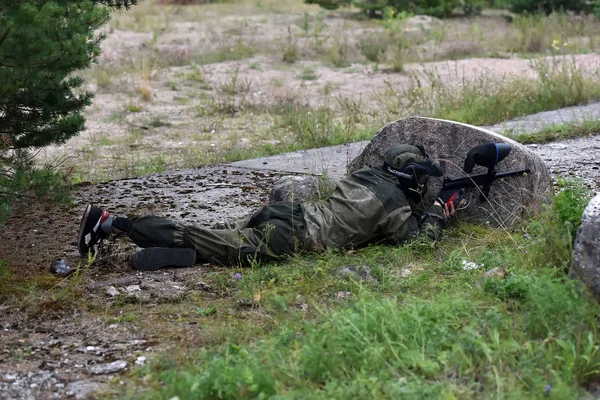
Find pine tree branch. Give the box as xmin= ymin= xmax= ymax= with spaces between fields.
xmin=0 ymin=27 xmax=10 ymax=47
xmin=0 ymin=191 xmax=36 ymax=199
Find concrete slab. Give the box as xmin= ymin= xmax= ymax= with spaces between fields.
xmin=230 ymin=141 xmax=369 ymax=180
xmin=485 ymin=102 xmax=600 ymax=135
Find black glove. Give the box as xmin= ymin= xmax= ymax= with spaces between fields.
xmin=436 ymin=188 xmax=463 ymax=209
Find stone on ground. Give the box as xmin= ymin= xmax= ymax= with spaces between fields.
xmin=568 ymin=194 xmax=600 ymax=300
xmin=348 ymin=117 xmax=553 ymax=227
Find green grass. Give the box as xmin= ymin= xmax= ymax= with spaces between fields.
xmin=275 ymin=104 xmax=373 ymax=150
xmin=297 ymin=66 xmax=319 ymax=81
xmin=398 ymin=55 xmax=600 ymax=126
xmin=0 ymin=164 xmax=71 ymax=223
xmin=195 ymin=42 xmax=256 ymax=65
xmin=125 ymin=103 xmax=143 ymax=113
xmin=121 ymin=181 xmax=597 ymax=399
xmin=511 ymin=118 xmax=600 ymax=144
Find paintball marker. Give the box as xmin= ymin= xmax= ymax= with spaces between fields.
xmin=441 ymin=143 xmax=531 ymax=204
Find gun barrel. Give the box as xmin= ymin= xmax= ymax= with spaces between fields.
xmin=442 ymin=168 xmax=531 ymax=190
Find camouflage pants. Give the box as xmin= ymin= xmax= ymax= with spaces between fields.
xmin=127 ymin=201 xmax=306 ymax=266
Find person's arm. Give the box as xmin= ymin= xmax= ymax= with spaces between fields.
xmin=390 ymin=188 xmax=462 ymax=244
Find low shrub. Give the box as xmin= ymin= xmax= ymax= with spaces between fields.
xmin=507 ymin=0 xmax=594 ymax=15
xmin=0 ymin=153 xmax=71 ymax=223
xmin=305 ymin=0 xmax=482 ymax=17
xmin=553 ymin=178 xmax=592 ymax=241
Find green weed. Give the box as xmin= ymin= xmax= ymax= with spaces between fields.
xmin=512 ymin=118 xmax=600 ymax=144
xmin=133 ymin=155 xmax=168 ymax=175
xmin=325 ymin=35 xmax=351 ymax=68
xmin=553 ymin=178 xmax=592 ymax=241
xmin=125 ymin=103 xmax=143 ymax=113
xmin=281 ymin=26 xmax=300 ymax=63
xmin=297 ymin=66 xmax=319 ymax=81
xmin=195 ymin=42 xmax=256 ymax=65
xmin=357 ymin=33 xmax=389 ymax=64
xmin=0 ymin=160 xmax=71 ymax=223
xmin=143 ymin=116 xmax=171 ymax=129
xmin=276 ymin=104 xmax=370 ymax=150
xmin=106 ymin=312 xmax=139 ymax=324
xmin=396 ymin=55 xmax=600 ymax=125
xmin=523 ymin=179 xmax=592 ymax=272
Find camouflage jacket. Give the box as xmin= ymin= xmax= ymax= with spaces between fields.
xmin=300 ymin=166 xmax=446 ymax=251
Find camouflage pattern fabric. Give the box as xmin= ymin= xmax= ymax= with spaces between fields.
xmin=127 ymin=166 xmax=446 ymax=267
xmin=301 ymin=166 xmax=445 ymax=250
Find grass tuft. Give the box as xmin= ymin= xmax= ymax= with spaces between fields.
xmin=396 ymin=55 xmax=600 ymax=125
xmin=512 ymin=118 xmax=600 ymax=144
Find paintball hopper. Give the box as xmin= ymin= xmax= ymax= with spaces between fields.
xmin=463 ymin=143 xmax=512 ymax=174
xmin=442 ymin=142 xmax=530 ymax=202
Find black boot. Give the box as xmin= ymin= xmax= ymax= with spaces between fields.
xmin=130 ymin=247 xmax=197 ymax=271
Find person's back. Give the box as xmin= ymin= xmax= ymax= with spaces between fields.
xmin=301 ymin=166 xmax=413 ymax=250
xmin=76 ymin=143 xmax=459 ymax=270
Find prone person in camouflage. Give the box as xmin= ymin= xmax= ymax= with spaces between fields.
xmin=77 ymin=144 xmax=462 ymax=271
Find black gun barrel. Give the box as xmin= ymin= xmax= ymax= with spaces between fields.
xmin=442 ymin=168 xmax=531 ymax=191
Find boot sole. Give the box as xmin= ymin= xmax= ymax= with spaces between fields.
xmin=77 ymin=205 xmax=96 ymax=257
xmin=130 ymin=247 xmax=196 ymax=271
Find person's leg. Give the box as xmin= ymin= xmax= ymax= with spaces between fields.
xmin=128 ymin=214 xmax=303 ymax=266
xmin=128 ymin=201 xmax=306 ymax=267
xmin=78 ymin=202 xmax=306 ymax=269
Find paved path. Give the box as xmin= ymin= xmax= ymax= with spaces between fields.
xmin=230 ymin=103 xmax=600 ymax=191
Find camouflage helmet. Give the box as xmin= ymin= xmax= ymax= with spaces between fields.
xmin=383 ymin=144 xmax=443 ymax=203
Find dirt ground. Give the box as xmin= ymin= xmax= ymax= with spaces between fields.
xmin=0 ymin=166 xmax=285 ymax=399
xmin=3 ymin=0 xmax=600 ymax=398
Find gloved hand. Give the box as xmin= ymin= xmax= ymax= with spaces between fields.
xmin=436 ymin=188 xmax=463 ymax=218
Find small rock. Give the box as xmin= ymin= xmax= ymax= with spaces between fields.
xmin=66 ymin=380 xmax=105 ymax=399
xmin=88 ymin=360 xmax=128 ymax=375
xmin=547 ymin=143 xmax=568 ymax=150
xmin=135 ymin=356 xmax=147 ymax=366
xmin=484 ymin=268 xmax=506 ymax=279
xmin=334 ymin=265 xmax=378 ymax=283
xmin=399 ymin=269 xmax=413 ymax=278
xmin=196 ymin=281 xmax=211 ymax=291
xmin=105 ymin=286 xmax=119 ymax=297
xmin=125 ymin=285 xmax=141 ymax=294
xmin=334 ymin=291 xmax=352 ymax=300
xmin=3 ymin=373 xmax=18 ymax=382
xmin=86 ymin=276 xmax=141 ymax=291
xmin=50 ymin=257 xmax=75 ymax=277
xmin=462 ymin=260 xmax=484 ymax=270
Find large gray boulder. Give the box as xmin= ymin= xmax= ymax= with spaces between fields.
xmin=348 ymin=117 xmax=553 ymax=227
xmin=568 ymin=194 xmax=600 ymax=300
